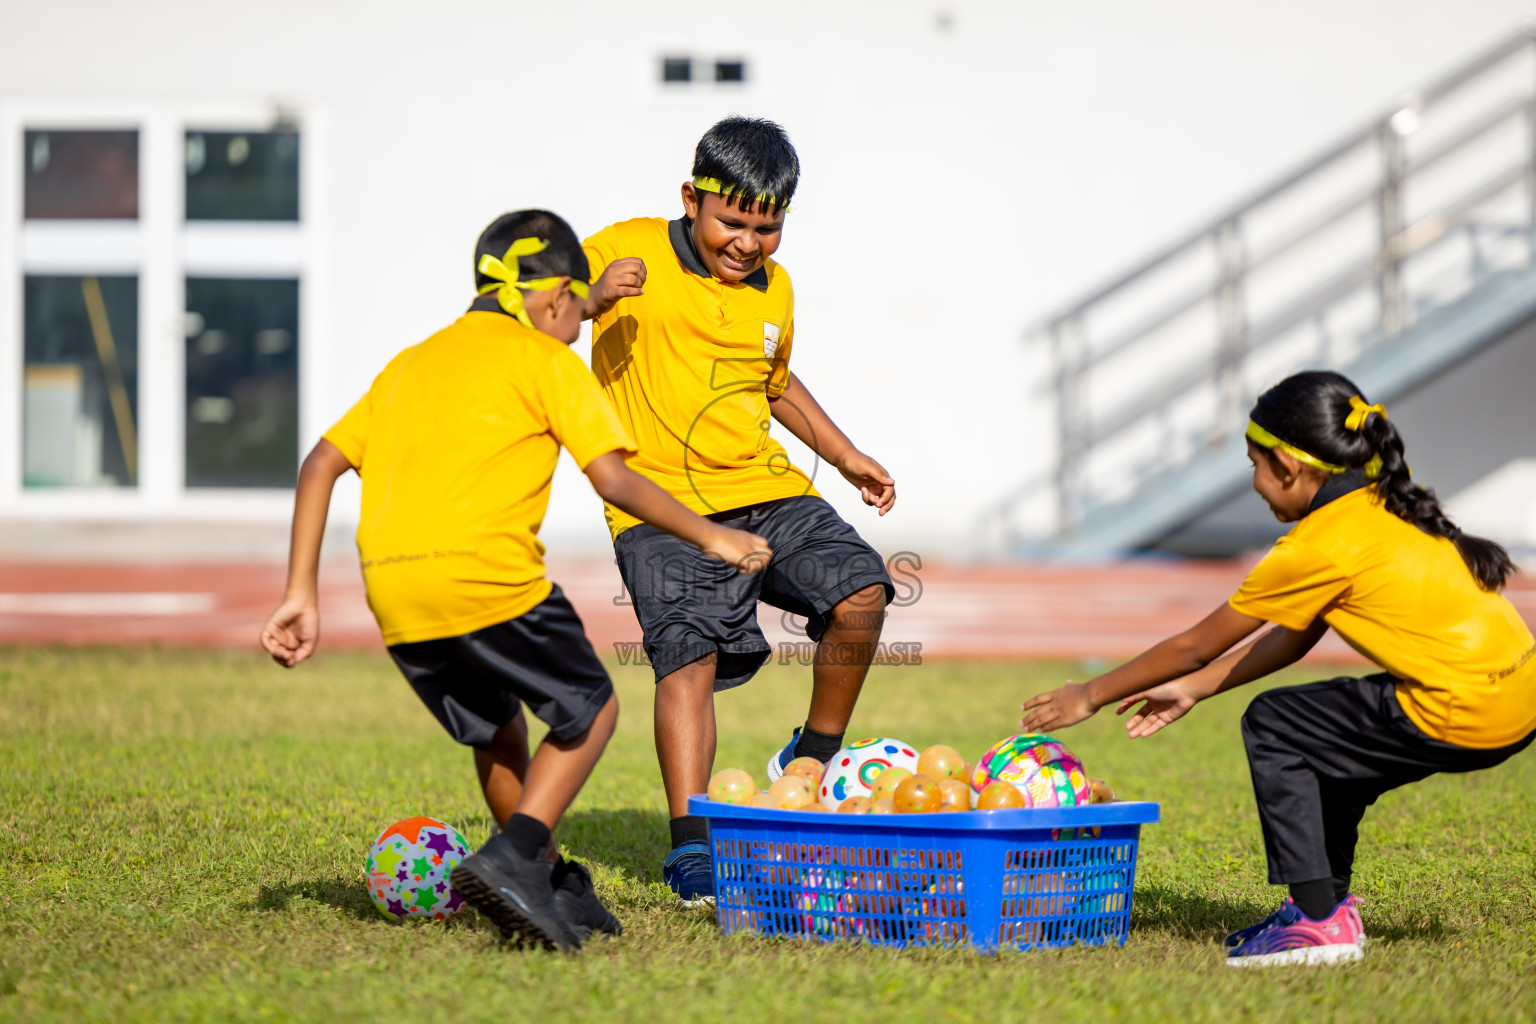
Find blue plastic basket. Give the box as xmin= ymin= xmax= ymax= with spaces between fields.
xmin=689 ymin=796 xmax=1159 ymax=951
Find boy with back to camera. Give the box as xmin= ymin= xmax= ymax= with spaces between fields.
xmin=259 ymin=210 xmax=769 ymax=951
xmin=579 ymin=117 xmax=898 ymax=903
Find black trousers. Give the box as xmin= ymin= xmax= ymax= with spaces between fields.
xmin=1241 ymin=674 xmax=1533 ymax=894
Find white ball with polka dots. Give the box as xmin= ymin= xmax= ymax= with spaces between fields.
xmin=818 ymin=737 xmax=919 ymax=809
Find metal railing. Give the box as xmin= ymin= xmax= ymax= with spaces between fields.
xmin=984 ymin=27 xmax=1536 ymax=552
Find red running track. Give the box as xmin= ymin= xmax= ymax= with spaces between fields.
xmin=2 ymin=558 xmax=1532 ymax=662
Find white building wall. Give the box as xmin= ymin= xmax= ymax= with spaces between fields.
xmin=1 ymin=0 xmax=1532 ymax=558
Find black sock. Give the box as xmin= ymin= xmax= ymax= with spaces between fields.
xmin=669 ymin=815 xmax=709 ymax=849
xmin=502 ymin=813 xmax=551 ymax=861
xmin=793 ymin=724 xmax=843 ymax=763
xmin=1289 ymin=878 xmax=1337 ymax=920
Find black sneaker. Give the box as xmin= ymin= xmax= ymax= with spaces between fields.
xmin=449 ymin=833 xmax=582 ymax=951
xmin=553 ymin=860 xmax=623 ymax=941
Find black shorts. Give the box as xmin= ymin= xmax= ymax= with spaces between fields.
xmin=613 ymin=495 xmax=894 ymax=691
xmin=1241 ymin=673 xmax=1534 ymax=888
xmin=387 ymin=584 xmax=614 ymax=748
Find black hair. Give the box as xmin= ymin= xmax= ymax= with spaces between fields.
xmin=692 ymin=116 xmax=799 ymax=215
xmin=1249 ymin=370 xmax=1516 ymax=591
xmin=473 ymin=209 xmax=589 ymax=291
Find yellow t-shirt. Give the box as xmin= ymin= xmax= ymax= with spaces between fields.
xmin=324 ymin=312 xmax=636 ymax=646
xmin=583 ymin=217 xmax=817 ymax=539
xmin=1230 ymin=486 xmax=1536 ymax=748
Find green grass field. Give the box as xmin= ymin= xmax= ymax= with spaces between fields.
xmin=1 ymin=646 xmax=1533 ymax=1023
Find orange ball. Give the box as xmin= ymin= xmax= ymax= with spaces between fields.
xmin=894 ymin=774 xmax=942 ymax=813
xmin=870 ymin=766 xmax=913 ymax=802
xmin=867 ymin=798 xmax=897 ymax=814
xmin=936 ymin=778 xmax=971 ymax=812
xmin=1089 ymin=777 xmax=1116 ymax=804
xmin=767 ymin=774 xmax=816 ymax=810
xmin=977 ymin=780 xmax=1026 ymax=810
xmin=916 ymin=745 xmax=966 ymax=782
xmin=750 ymin=791 xmax=779 ymax=808
xmin=836 ymin=796 xmax=873 ymax=814
xmin=801 ymin=801 xmax=830 ymax=812
xmin=782 ymin=757 xmax=826 ymax=785
xmin=708 ymin=767 xmax=756 ymax=804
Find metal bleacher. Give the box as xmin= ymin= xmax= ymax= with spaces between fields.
xmin=981 ymin=28 xmax=1536 ymax=559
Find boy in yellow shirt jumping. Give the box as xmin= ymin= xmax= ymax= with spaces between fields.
xmin=579 ymin=117 xmax=898 ymax=902
xmin=259 ymin=210 xmax=768 ymax=950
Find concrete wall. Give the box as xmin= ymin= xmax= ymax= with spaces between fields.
xmin=2 ymin=0 xmax=1533 ymax=560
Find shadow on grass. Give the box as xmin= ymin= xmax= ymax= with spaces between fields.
xmin=1361 ymin=914 xmax=1455 ymax=942
xmin=250 ymin=877 xmax=385 ymax=921
xmin=1132 ymin=885 xmax=1457 ymax=943
xmin=248 ymin=876 xmax=493 ymax=934
xmin=558 ymin=807 xmax=671 ymax=885
xmin=1132 ymin=885 xmax=1273 ymax=942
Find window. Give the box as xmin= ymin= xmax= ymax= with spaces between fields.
xmin=24 ymin=130 xmax=139 ymax=220
xmin=659 ymin=55 xmax=749 ymax=87
xmin=185 ymin=131 xmax=299 ymax=221
xmin=662 ymin=57 xmax=692 ymax=83
xmin=23 ymin=275 xmax=139 ymax=488
xmin=184 ymin=278 xmax=299 ymax=488
xmin=7 ymin=114 xmax=310 ymax=506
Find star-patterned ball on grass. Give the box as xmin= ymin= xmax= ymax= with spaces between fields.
xmin=365 ymin=816 xmax=470 ymax=922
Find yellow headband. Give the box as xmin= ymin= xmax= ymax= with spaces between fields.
xmin=1245 ymin=420 xmax=1383 ymax=479
xmin=476 ymin=237 xmax=590 ymax=329
xmin=1345 ymin=395 xmax=1386 ymax=431
xmin=691 ymin=176 xmax=791 ymax=212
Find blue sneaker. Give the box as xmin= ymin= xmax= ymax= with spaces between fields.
xmin=662 ymin=840 xmax=715 ymax=907
xmin=765 ymin=727 xmax=804 ymax=782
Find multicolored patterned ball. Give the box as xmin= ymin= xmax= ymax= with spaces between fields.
xmin=819 ymin=737 xmax=919 ymax=809
xmin=971 ymin=733 xmax=1091 ymax=808
xmin=365 ymin=816 xmax=470 ymax=922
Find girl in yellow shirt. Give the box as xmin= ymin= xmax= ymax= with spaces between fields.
xmin=1023 ymin=370 xmax=1534 ymax=968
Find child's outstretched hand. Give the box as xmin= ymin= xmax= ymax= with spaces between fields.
xmin=837 ymin=450 xmax=896 ymax=515
xmin=706 ymin=526 xmax=773 ymax=575
xmin=1116 ymin=680 xmax=1198 ymax=738
xmin=260 ymin=597 xmax=320 ymax=668
xmin=1021 ymin=681 xmax=1095 ymax=732
xmin=584 ymin=257 xmax=647 ymax=320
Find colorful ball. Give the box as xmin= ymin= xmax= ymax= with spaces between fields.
xmin=870 ymin=766 xmax=913 ymax=802
xmin=818 ymin=737 xmax=920 ymax=809
xmin=915 ymin=744 xmax=967 ymax=782
xmin=935 ymin=778 xmax=971 ymax=812
xmin=709 ymin=767 xmax=757 ymax=804
xmin=365 ymin=816 xmax=470 ymax=922
xmin=971 ymin=733 xmax=1091 ymax=808
xmin=782 ymin=757 xmax=826 ymax=784
xmin=893 ymin=774 xmax=942 ymax=813
xmin=977 ymin=779 xmax=1026 ymax=810
xmin=767 ymin=774 xmax=816 ymax=809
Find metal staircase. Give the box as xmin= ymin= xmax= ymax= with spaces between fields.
xmin=981 ymin=28 xmax=1536 ymax=559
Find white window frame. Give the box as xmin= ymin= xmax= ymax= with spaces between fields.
xmin=0 ymin=99 xmax=328 ymax=523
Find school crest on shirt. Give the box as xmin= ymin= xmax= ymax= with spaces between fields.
xmin=762 ymin=321 xmax=781 ymax=358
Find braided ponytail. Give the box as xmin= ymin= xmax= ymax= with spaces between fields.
xmin=1358 ymin=412 xmax=1515 ymax=591
xmin=1250 ymin=371 xmax=1518 ymax=591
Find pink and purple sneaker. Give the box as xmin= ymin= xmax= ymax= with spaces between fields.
xmin=1224 ymin=896 xmax=1365 ymax=968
